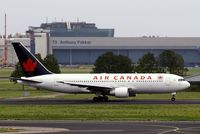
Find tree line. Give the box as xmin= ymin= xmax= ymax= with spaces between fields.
xmin=93 ymin=50 xmax=188 ymax=76
xmin=11 ymin=50 xmax=187 ymax=78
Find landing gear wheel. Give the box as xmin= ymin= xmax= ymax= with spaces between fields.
xmin=171 ymin=97 xmax=175 ymax=101
xmin=102 ymin=96 xmax=108 ymax=102
xmin=93 ymin=97 xmax=98 ymax=102
xmin=171 ymin=92 xmax=176 ymax=102
xmin=93 ymin=96 xmax=109 ymax=102
xmin=97 ymin=96 xmax=103 ymax=101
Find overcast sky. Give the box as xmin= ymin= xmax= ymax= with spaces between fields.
xmin=0 ymin=0 xmax=200 ymax=37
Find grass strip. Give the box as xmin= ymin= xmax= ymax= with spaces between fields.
xmin=0 ymin=80 xmax=55 ymax=99
xmin=0 ymin=104 xmax=200 ymax=121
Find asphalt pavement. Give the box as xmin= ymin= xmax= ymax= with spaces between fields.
xmin=0 ymin=98 xmax=199 ymax=105
xmin=0 ymin=121 xmax=200 ymax=134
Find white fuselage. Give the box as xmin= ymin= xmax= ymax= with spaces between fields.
xmin=18 ymin=73 xmax=190 ymax=97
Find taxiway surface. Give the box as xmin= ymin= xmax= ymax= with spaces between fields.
xmin=0 ymin=121 xmax=199 ymax=134
xmin=0 ymin=99 xmax=199 ymax=105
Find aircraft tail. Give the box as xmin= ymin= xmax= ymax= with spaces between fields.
xmin=12 ymin=42 xmax=52 ymax=77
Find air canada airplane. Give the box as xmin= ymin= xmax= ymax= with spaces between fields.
xmin=12 ymin=42 xmax=190 ymax=102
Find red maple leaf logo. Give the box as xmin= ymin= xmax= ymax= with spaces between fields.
xmin=22 ymin=58 xmax=37 ymax=72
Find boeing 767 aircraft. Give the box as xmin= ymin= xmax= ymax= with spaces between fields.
xmin=11 ymin=42 xmax=190 ymax=102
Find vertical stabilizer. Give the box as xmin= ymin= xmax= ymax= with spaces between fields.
xmin=12 ymin=42 xmax=52 ymax=77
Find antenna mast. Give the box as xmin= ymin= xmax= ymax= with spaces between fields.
xmin=4 ymin=13 xmax=7 ymax=66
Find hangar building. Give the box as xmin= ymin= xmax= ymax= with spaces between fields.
xmin=26 ymin=22 xmax=200 ymax=67
xmin=49 ymin=37 xmax=200 ymax=66
xmin=1 ymin=22 xmax=200 ymax=67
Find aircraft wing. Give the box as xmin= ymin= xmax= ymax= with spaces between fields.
xmin=56 ymin=81 xmax=113 ymax=92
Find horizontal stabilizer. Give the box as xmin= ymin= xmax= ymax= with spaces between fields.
xmin=10 ymin=77 xmax=42 ymax=84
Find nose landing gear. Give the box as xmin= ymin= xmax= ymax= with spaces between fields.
xmin=171 ymin=92 xmax=176 ymax=101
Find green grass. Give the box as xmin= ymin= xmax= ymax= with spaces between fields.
xmin=0 ymin=104 xmax=200 ymax=121
xmin=137 ymin=92 xmax=200 ymax=100
xmin=0 ymin=89 xmax=55 ymax=99
xmin=0 ymin=68 xmax=14 ymax=77
xmin=187 ymin=67 xmax=200 ymax=76
xmin=0 ymin=80 xmax=55 ymax=99
xmin=0 ymin=128 xmax=20 ymax=133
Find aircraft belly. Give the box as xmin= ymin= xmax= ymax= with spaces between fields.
xmin=132 ymin=83 xmax=174 ymax=93
xmin=53 ymin=84 xmax=90 ymax=93
xmin=27 ymin=81 xmax=90 ymax=93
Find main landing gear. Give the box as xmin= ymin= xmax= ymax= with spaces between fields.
xmin=171 ymin=92 xmax=176 ymax=101
xmin=93 ymin=96 xmax=109 ymax=102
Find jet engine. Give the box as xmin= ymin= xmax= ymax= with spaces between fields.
xmin=110 ymin=87 xmax=129 ymax=98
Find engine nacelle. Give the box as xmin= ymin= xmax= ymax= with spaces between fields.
xmin=110 ymin=87 xmax=129 ymax=98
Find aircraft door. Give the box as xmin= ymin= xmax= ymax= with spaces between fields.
xmin=54 ymin=79 xmax=60 ymax=88
xmin=165 ymin=78 xmax=171 ymax=86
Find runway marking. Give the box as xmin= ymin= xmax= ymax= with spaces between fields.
xmin=0 ymin=126 xmax=69 ymax=134
xmin=69 ymin=129 xmax=123 ymax=132
xmin=158 ymin=127 xmax=179 ymax=134
xmin=176 ymin=127 xmax=200 ymax=134
xmin=175 ymin=131 xmax=195 ymax=134
xmin=158 ymin=126 xmax=200 ymax=134
xmin=149 ymin=125 xmax=180 ymax=134
xmin=0 ymin=122 xmax=200 ymax=134
xmin=132 ymin=124 xmax=179 ymax=134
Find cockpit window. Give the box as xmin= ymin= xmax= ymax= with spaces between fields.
xmin=178 ymin=78 xmax=185 ymax=81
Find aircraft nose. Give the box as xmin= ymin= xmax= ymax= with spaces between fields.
xmin=184 ymin=81 xmax=190 ymax=89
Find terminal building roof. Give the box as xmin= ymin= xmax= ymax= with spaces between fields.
xmin=28 ymin=22 xmax=114 ymax=37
